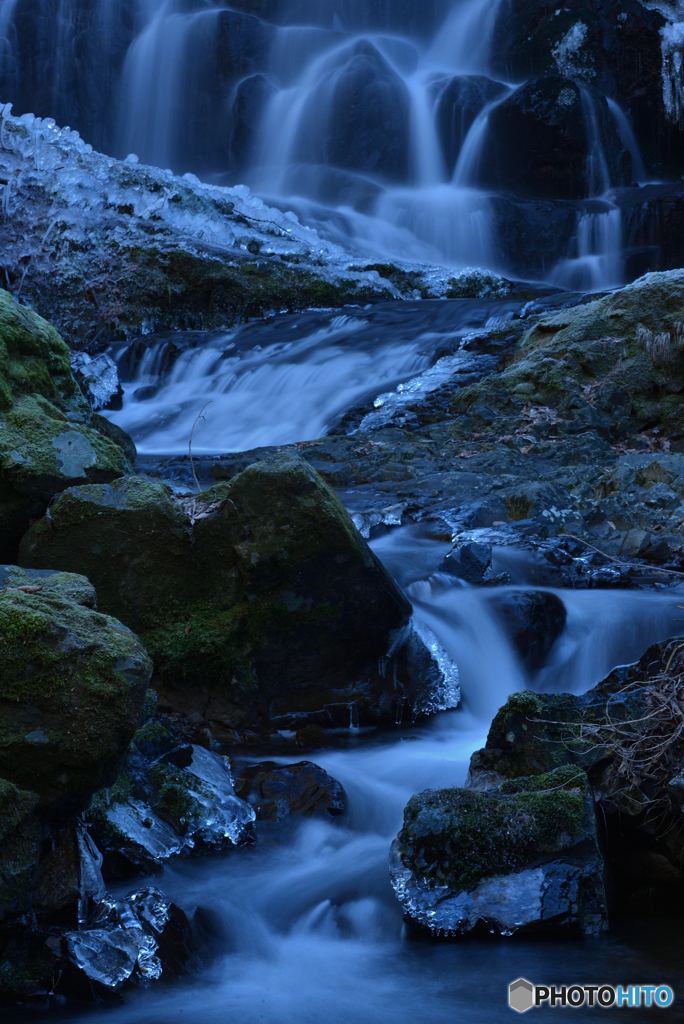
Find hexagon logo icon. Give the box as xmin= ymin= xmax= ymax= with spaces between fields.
xmin=509 ymin=978 xmax=535 ymax=1013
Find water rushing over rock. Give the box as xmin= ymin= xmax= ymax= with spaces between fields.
xmin=2 ymin=0 xmax=684 ymax=283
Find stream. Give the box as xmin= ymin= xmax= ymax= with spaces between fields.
xmin=8 ymin=295 xmax=684 ymax=1020
xmin=15 ymin=526 xmax=684 ymax=1023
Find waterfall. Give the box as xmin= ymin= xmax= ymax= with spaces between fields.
xmin=550 ymin=207 xmax=624 ymax=291
xmin=0 ymin=0 xmax=657 ymax=283
xmin=606 ymin=97 xmax=649 ymax=186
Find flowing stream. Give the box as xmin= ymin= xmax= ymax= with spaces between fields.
xmin=2 ymin=1 xmax=682 ymax=1015
xmin=107 ymin=298 xmax=519 ymax=454
xmin=26 ymin=527 xmax=684 ymax=1024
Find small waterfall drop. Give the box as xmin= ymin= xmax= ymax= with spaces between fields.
xmin=550 ymin=207 xmax=624 ymax=292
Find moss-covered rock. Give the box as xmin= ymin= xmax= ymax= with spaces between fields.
xmin=466 ymin=640 xmax=684 ymax=918
xmin=390 ymin=765 xmax=606 ymax=936
xmin=19 ymin=453 xmax=413 ymax=729
xmin=87 ymin=739 xmax=255 ymax=876
xmin=451 ymin=270 xmax=684 ymax=443
xmin=0 ymin=290 xmax=134 ymax=562
xmin=0 ymin=565 xmax=152 ymax=817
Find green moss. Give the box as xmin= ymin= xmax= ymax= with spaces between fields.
xmin=505 ymin=494 xmax=533 ymax=520
xmin=398 ymin=782 xmax=586 ymax=892
xmin=0 ymin=574 xmax=151 ymax=812
xmin=148 ymin=762 xmax=198 ymax=831
xmin=0 ymin=289 xmax=76 ymax=413
xmin=500 ymin=764 xmax=588 ymax=795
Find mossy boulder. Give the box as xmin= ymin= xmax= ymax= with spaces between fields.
xmin=452 ymin=270 xmax=684 ymax=442
xmin=19 ymin=453 xmax=413 ymax=729
xmin=390 ymin=765 xmax=607 ymax=936
xmin=467 ymin=640 xmax=684 ymax=917
xmin=0 ymin=565 xmax=152 ymax=818
xmin=0 ymin=290 xmax=133 ymax=562
xmin=87 ymin=739 xmax=255 ymax=876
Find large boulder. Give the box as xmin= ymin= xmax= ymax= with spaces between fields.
xmin=19 ymin=453 xmax=415 ymax=730
xmin=0 ymin=565 xmax=156 ymax=1001
xmin=294 ymin=40 xmax=411 ymax=181
xmin=391 ymin=764 xmax=607 ymax=937
xmin=0 ymin=565 xmax=152 ymax=818
xmin=0 ymin=290 xmax=133 ymax=562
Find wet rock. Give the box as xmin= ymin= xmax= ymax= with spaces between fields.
xmin=391 ymin=765 xmax=607 ymax=937
xmin=0 ymin=565 xmax=152 ymax=816
xmin=0 ymin=779 xmax=40 ymax=921
xmin=88 ymin=741 xmax=255 ymax=877
xmin=466 ymin=640 xmax=684 ymax=915
xmin=296 ymin=40 xmax=410 ymax=182
xmin=481 ymin=77 xmax=627 ymax=201
xmin=439 ymin=541 xmax=491 ymax=583
xmin=235 ymin=760 xmax=345 ymax=821
xmin=0 ymin=109 xmax=397 ymax=349
xmin=491 ymin=0 xmax=684 ymax=182
xmin=19 ymin=453 xmax=419 ymax=730
xmin=435 ymin=75 xmax=508 ymax=177
xmin=488 ymin=590 xmax=566 ymax=671
xmin=0 ymin=289 xmax=133 ymax=561
xmin=452 ymin=270 xmax=684 ymax=445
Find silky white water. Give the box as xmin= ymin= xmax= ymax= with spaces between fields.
xmin=0 ymin=0 xmax=657 ymax=285
xmin=107 ymin=298 xmax=513 ymax=454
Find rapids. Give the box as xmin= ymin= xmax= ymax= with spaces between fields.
xmin=107 ymin=298 xmax=519 ymax=454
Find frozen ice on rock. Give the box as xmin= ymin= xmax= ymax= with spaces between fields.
xmin=71 ymin=351 xmax=122 ymax=410
xmin=63 ymin=886 xmax=183 ymax=989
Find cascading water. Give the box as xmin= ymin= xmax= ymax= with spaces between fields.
xmin=0 ymin=0 xmax=656 ymax=286
xmin=107 ymin=298 xmax=516 ymax=453
xmin=31 ymin=525 xmax=684 ymax=1024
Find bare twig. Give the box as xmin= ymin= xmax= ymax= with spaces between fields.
xmin=188 ymin=401 xmax=212 ymax=494
xmin=563 ymin=533 xmax=684 ymax=578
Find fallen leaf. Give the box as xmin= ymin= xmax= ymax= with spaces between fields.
xmin=184 ymin=625 xmax=191 ymax=635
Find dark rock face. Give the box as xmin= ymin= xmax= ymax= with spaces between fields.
xmin=491 ymin=0 xmax=684 ymax=183
xmin=488 ymin=590 xmax=566 ymax=671
xmin=235 ymin=760 xmax=345 ymax=820
xmin=230 ymin=74 xmax=277 ymax=173
xmin=19 ymin=453 xmax=415 ymax=729
xmin=391 ymin=765 xmax=607 ymax=937
xmin=434 ymin=75 xmax=508 ymax=177
xmin=481 ymin=77 xmax=628 ymax=201
xmin=295 ymin=41 xmax=411 ymax=181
